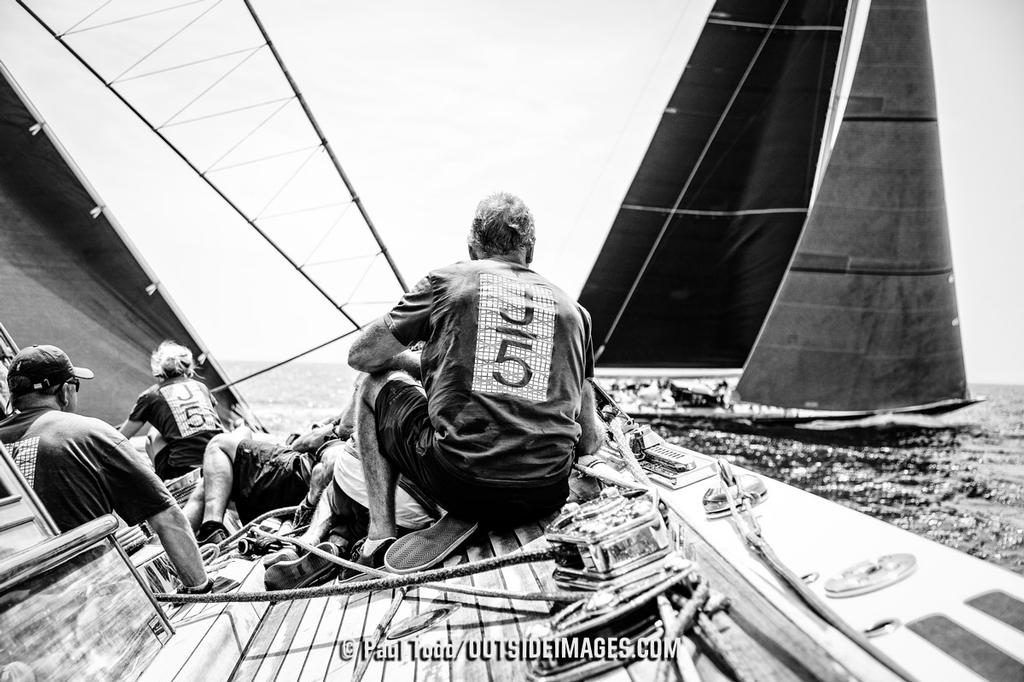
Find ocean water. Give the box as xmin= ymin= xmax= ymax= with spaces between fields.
xmin=224 ymin=361 xmax=1024 ymax=575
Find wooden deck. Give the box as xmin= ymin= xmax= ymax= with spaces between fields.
xmin=131 ymin=450 xmax=1024 ymax=682
xmin=226 ymin=521 xmax=607 ymax=682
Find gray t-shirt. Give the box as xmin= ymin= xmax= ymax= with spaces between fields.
xmin=0 ymin=407 xmax=175 ymax=531
xmin=384 ymin=258 xmax=594 ymax=486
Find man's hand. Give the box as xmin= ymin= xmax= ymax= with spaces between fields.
xmin=291 ymin=423 xmax=337 ymax=454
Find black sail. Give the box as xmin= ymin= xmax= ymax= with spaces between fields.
xmin=579 ymin=0 xmax=849 ymax=369
xmin=0 ymin=67 xmax=250 ymax=424
xmin=736 ymin=0 xmax=967 ymax=411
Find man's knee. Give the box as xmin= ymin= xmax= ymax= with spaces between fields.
xmin=358 ymin=371 xmax=415 ymax=412
xmin=310 ymin=461 xmax=332 ymax=489
xmin=204 ymin=432 xmax=240 ymax=465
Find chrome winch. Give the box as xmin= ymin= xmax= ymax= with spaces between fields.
xmin=545 ymin=487 xmax=670 ymax=590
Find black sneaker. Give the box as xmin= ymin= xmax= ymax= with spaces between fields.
xmin=264 ymin=542 xmax=340 ymax=590
xmin=196 ymin=520 xmax=229 ymax=545
xmin=341 ymin=536 xmax=395 ymax=581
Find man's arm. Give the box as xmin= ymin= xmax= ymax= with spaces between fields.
xmin=146 ymin=504 xmax=209 ymax=588
xmin=576 ymin=380 xmax=603 ymax=460
xmin=118 ymin=419 xmax=147 ymax=438
xmin=348 ymin=318 xmax=421 ymax=378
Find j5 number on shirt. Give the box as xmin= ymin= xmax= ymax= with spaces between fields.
xmin=472 ymin=273 xmax=556 ymax=403
xmin=159 ymin=381 xmax=217 ymax=436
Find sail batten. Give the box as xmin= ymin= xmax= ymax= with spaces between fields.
xmin=736 ymin=0 xmax=968 ymax=411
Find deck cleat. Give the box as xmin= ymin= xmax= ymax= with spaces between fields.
xmin=702 ymin=463 xmax=768 ymax=518
xmin=546 ymin=488 xmax=671 ymax=590
xmin=824 ymin=553 xmax=917 ymax=598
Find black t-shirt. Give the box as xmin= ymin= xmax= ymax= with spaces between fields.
xmin=384 ymin=258 xmax=594 ymax=485
xmin=128 ymin=376 xmax=223 ymax=472
xmin=0 ymin=407 xmax=176 ymax=532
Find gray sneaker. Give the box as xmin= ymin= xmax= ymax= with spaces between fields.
xmin=384 ymin=514 xmax=478 ymax=574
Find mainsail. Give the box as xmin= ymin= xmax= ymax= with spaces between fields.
xmin=0 ymin=63 xmax=250 ymax=424
xmin=735 ymin=0 xmax=968 ymax=411
xmin=579 ymin=0 xmax=850 ymax=370
xmin=12 ymin=0 xmax=408 ymax=370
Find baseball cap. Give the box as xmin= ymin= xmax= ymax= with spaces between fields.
xmin=7 ymin=345 xmax=95 ymax=397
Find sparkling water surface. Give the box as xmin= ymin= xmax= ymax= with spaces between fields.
xmin=225 ymin=362 xmax=1024 ymax=575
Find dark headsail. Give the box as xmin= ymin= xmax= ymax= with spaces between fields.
xmin=736 ymin=0 xmax=968 ymax=411
xmin=0 ymin=65 xmax=251 ymax=424
xmin=579 ymin=0 xmax=849 ymax=369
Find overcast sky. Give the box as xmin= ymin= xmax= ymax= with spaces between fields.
xmin=1 ymin=0 xmax=1022 ymax=386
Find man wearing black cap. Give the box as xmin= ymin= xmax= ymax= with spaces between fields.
xmin=0 ymin=345 xmax=210 ymax=593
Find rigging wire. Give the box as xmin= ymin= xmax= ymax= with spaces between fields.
xmin=201 ymin=97 xmax=294 ymax=173
xmin=205 ymin=144 xmax=324 ymax=173
xmin=108 ymin=0 xmax=225 ymax=83
xmin=158 ymin=44 xmax=265 ymax=127
xmin=114 ymin=45 xmax=266 ymax=84
xmin=62 ymin=0 xmax=208 ymax=37
xmin=253 ymin=145 xmax=321 ymax=219
xmin=160 ymin=96 xmax=294 ymax=128
xmin=209 ymin=329 xmax=359 ymax=393
xmin=301 ymin=202 xmax=354 ymax=266
xmin=596 ymin=0 xmax=791 ymax=361
xmin=57 ymin=0 xmax=114 ymax=37
xmin=15 ymin=0 xmax=366 ymax=331
xmin=239 ymin=0 xmax=408 ymax=293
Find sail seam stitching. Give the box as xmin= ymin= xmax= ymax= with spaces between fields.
xmin=791 ymin=266 xmax=953 ymax=277
xmin=843 ymin=115 xmax=937 ymax=122
xmin=708 ymin=19 xmax=842 ymax=32
xmin=621 ymin=205 xmax=807 ymax=217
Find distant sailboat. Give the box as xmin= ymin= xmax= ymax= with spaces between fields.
xmin=580 ymin=0 xmax=981 ymax=422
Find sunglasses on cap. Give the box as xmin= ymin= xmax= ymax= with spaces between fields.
xmin=65 ymin=378 xmax=81 ymax=393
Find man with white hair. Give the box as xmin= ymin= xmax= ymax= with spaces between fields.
xmin=348 ymin=191 xmax=602 ymax=573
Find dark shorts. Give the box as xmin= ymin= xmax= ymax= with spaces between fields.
xmin=153 ymin=447 xmax=196 ymax=481
xmin=375 ymin=380 xmax=568 ymax=527
xmin=231 ymin=439 xmax=313 ymax=524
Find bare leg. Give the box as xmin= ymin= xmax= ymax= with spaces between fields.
xmin=305 ymin=450 xmax=338 ymax=507
xmin=356 ymin=373 xmax=400 ymax=544
xmin=201 ymin=428 xmax=250 ymax=524
xmin=145 ymin=429 xmax=167 ymax=465
xmin=183 ymin=479 xmax=204 ymax=530
xmin=297 ymin=491 xmax=335 ymax=546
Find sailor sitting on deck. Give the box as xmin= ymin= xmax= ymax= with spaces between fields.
xmin=118 ymin=341 xmax=225 ymax=481
xmin=262 ymin=430 xmax=442 ymax=590
xmin=348 ymin=191 xmax=602 ymax=574
xmin=183 ymin=418 xmax=343 ymax=546
xmin=0 ymin=344 xmax=212 ymax=595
